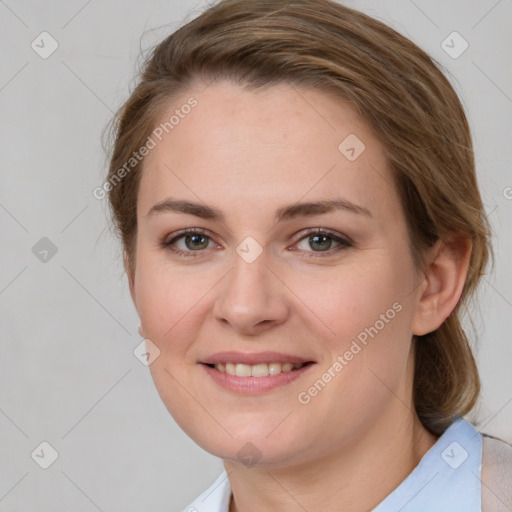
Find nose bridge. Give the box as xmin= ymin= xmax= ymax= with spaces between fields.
xmin=213 ymin=240 xmax=287 ymax=331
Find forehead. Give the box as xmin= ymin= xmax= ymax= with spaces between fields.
xmin=138 ymin=80 xmax=397 ymax=222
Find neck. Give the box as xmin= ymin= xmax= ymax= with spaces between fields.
xmin=225 ymin=410 xmax=438 ymax=512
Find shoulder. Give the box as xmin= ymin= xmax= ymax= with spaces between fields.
xmin=481 ymin=434 xmax=512 ymax=512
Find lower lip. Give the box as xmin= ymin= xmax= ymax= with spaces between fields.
xmin=201 ymin=364 xmax=315 ymax=394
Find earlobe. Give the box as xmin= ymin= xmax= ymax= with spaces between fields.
xmin=411 ymin=234 xmax=472 ymax=336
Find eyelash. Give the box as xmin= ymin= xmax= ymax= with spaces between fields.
xmin=160 ymin=228 xmax=352 ymax=259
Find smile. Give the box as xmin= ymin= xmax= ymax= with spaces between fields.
xmin=199 ymin=351 xmax=316 ymax=393
xmin=211 ymin=362 xmax=306 ymax=377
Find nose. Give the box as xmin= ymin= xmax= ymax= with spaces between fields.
xmin=212 ymin=247 xmax=289 ymax=335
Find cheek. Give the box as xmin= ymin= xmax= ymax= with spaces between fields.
xmin=134 ymin=258 xmax=210 ymax=344
xmin=293 ymin=257 xmax=415 ymax=403
xmin=292 ymin=257 xmax=413 ymax=347
xmin=135 ymin=261 xmax=213 ymax=435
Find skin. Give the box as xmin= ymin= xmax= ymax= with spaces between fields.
xmin=126 ymin=80 xmax=472 ymax=511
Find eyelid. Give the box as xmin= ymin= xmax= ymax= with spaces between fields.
xmin=294 ymin=227 xmax=353 ymax=246
xmin=163 ymin=227 xmax=213 ymax=245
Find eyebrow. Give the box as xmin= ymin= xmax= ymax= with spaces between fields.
xmin=146 ymin=198 xmax=373 ymax=222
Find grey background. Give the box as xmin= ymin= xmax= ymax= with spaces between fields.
xmin=0 ymin=0 xmax=511 ymax=510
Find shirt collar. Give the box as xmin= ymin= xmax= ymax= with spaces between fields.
xmin=183 ymin=417 xmax=482 ymax=512
xmin=373 ymin=416 xmax=482 ymax=511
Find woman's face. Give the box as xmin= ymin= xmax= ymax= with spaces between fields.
xmin=129 ymin=80 xmax=427 ymax=467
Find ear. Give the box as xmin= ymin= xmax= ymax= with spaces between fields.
xmin=411 ymin=234 xmax=472 ymax=336
xmin=123 ymin=251 xmax=136 ymax=305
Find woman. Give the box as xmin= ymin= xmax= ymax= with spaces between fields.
xmin=103 ymin=0 xmax=512 ymax=510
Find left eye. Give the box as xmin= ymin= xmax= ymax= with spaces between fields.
xmin=294 ymin=230 xmax=352 ymax=256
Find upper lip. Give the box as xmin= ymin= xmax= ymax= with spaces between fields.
xmin=200 ymin=351 xmax=315 ymax=365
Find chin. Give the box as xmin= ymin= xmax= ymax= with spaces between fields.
xmin=181 ymin=417 xmax=312 ymax=468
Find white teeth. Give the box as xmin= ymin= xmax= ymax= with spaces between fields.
xmin=235 ymin=364 xmax=252 ymax=377
xmin=268 ymin=363 xmax=281 ymax=375
xmin=213 ymin=362 xmax=305 ymax=377
xmin=251 ymin=364 xmax=269 ymax=377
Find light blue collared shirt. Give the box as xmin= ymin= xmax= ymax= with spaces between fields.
xmin=183 ymin=417 xmax=483 ymax=512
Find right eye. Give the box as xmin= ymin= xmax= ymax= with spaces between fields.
xmin=161 ymin=228 xmax=219 ymax=258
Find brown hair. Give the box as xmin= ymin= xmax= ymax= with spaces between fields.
xmin=104 ymin=0 xmax=493 ymax=436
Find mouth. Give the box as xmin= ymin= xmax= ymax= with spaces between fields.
xmin=199 ymin=351 xmax=316 ymax=393
xmin=203 ymin=361 xmax=312 ymax=377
